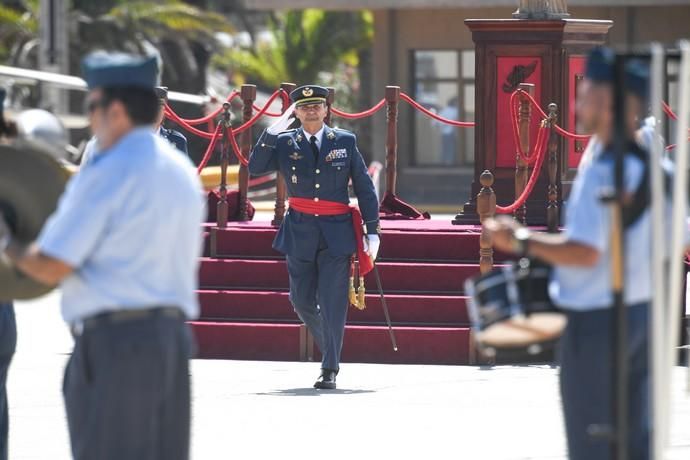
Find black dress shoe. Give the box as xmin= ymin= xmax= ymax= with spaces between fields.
xmin=313 ymin=369 xmax=337 ymax=390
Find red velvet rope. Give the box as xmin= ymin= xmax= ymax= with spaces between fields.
xmin=512 ymin=89 xmax=591 ymax=142
xmin=164 ymin=107 xmax=215 ymax=139
xmin=495 ymin=124 xmax=550 ymax=214
xmin=663 ymin=101 xmax=678 ymax=121
xmin=226 ymin=126 xmax=248 ymax=167
xmin=331 ymin=99 xmax=386 ymax=119
xmin=169 ymin=91 xmax=240 ymax=126
xmin=196 ymin=123 xmax=224 ymax=174
xmin=252 ymin=90 xmax=290 ymax=117
xmin=233 ymin=90 xmax=287 ymax=135
xmin=399 ymin=92 xmax=476 ymax=127
xmin=510 ymin=91 xmax=550 ymax=165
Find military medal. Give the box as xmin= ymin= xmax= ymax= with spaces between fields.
xmin=291 ymin=174 xmax=298 ymax=184
xmin=327 ymin=131 xmax=336 ymax=140
xmin=296 ymin=134 xmax=303 ymax=143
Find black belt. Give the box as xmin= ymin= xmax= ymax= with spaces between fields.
xmin=71 ymin=306 xmax=184 ymax=337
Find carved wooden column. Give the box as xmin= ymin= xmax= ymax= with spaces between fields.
xmin=238 ymin=84 xmax=256 ymax=221
xmin=546 ymin=103 xmax=560 ymax=232
xmin=216 ymin=103 xmax=232 ymax=228
xmin=272 ymin=82 xmax=296 ymax=227
xmin=515 ymin=83 xmax=534 ymax=224
xmin=385 ymin=86 xmax=400 ymax=196
xmin=325 ymin=87 xmax=335 ymax=126
xmin=477 ymin=170 xmax=497 ymax=273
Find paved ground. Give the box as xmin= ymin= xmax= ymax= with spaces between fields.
xmin=8 ymin=292 xmax=690 ymax=460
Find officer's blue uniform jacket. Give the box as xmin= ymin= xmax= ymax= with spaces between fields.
xmin=160 ymin=126 xmax=189 ymax=156
xmin=249 ymin=125 xmax=379 ymax=259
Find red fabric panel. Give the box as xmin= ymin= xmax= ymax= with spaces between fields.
xmin=495 ymin=57 xmax=542 ymax=168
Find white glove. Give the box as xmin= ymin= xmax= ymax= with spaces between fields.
xmin=363 ymin=235 xmax=380 ymax=261
xmin=0 ymin=214 xmax=11 ymax=253
xmin=266 ymin=102 xmax=297 ymax=135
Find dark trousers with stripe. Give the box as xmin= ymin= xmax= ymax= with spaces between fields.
xmin=0 ymin=304 xmax=16 ymax=460
xmin=559 ymin=303 xmax=650 ymax=460
xmin=64 ymin=312 xmax=194 ymax=460
xmin=287 ymin=234 xmax=350 ymax=371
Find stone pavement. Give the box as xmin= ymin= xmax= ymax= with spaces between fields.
xmin=7 ymin=292 xmax=690 ymax=459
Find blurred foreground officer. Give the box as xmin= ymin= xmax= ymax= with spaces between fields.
xmin=485 ymin=48 xmax=655 ymax=460
xmin=0 ymin=52 xmax=205 ymax=460
xmin=249 ymin=85 xmax=380 ymax=389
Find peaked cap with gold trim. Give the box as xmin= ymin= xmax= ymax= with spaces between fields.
xmin=290 ymin=85 xmax=328 ymax=107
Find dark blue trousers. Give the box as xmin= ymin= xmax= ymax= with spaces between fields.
xmin=559 ymin=303 xmax=649 ymax=460
xmin=64 ymin=312 xmax=194 ymax=460
xmin=286 ymin=233 xmax=350 ymax=371
xmin=0 ymin=304 xmax=16 ymax=460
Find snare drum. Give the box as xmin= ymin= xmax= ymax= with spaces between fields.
xmin=465 ymin=259 xmax=566 ymax=351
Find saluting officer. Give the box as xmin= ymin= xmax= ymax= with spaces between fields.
xmin=249 ymin=85 xmax=380 ymax=390
xmin=0 ymin=52 xmax=205 ymax=460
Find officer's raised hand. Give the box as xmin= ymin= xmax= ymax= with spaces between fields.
xmin=266 ymin=102 xmax=297 ymax=135
xmin=364 ymin=234 xmax=380 ymax=261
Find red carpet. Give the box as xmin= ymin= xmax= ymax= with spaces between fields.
xmin=193 ymin=218 xmax=490 ymax=364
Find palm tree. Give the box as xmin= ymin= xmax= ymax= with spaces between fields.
xmin=214 ymin=9 xmax=372 ymax=93
xmin=0 ymin=0 xmax=38 ymax=66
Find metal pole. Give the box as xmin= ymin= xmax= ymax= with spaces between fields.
xmin=649 ymin=43 xmax=667 ymax=460
xmin=666 ymin=40 xmax=690 ymax=451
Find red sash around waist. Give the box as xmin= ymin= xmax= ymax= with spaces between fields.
xmin=288 ymin=197 xmax=374 ymax=276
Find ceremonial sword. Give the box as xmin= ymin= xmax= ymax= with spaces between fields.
xmin=372 ymin=262 xmax=398 ymax=352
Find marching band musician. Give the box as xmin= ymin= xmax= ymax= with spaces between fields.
xmin=0 ymin=52 xmax=205 ymax=460
xmin=485 ymin=48 xmax=660 ymax=460
xmin=249 ymin=85 xmax=380 ymax=390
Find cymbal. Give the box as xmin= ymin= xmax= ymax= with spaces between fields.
xmin=0 ymin=141 xmax=68 ymax=301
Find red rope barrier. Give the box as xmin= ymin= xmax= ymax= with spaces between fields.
xmin=164 ymin=107 xmax=215 ymax=139
xmin=253 ymin=104 xmax=282 ymax=117
xmin=512 ymin=89 xmax=591 ymax=142
xmin=196 ymin=124 xmax=223 ymax=174
xmin=663 ymin=101 xmax=678 ymax=121
xmin=248 ymin=173 xmax=276 ymax=187
xmin=331 ymin=99 xmax=386 ymax=119
xmin=233 ymin=90 xmax=287 ymax=135
xmin=226 ymin=126 xmax=249 ymax=167
xmin=510 ymin=91 xmax=550 ymax=165
xmin=495 ymin=124 xmax=550 ymax=214
xmin=399 ymin=93 xmax=475 ymax=127
xmin=165 ymin=91 xmax=240 ymax=127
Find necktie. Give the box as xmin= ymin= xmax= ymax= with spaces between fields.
xmin=310 ymin=135 xmax=319 ymax=163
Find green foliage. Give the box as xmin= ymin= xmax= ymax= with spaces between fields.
xmin=214 ymin=9 xmax=373 ymax=91
xmin=0 ymin=2 xmax=38 ymax=63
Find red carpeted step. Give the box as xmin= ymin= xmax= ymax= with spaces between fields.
xmin=190 ymin=321 xmax=303 ymax=361
xmin=207 ymin=226 xmax=507 ymax=262
xmin=198 ymin=290 xmax=470 ymax=325
xmin=340 ymin=325 xmax=472 ymax=365
xmin=189 ymin=321 xmax=473 ymax=364
xmin=199 ymin=259 xmax=479 ymax=293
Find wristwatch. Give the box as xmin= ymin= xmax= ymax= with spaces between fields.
xmin=512 ymin=227 xmax=531 ymax=256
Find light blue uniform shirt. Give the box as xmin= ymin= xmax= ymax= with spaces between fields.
xmin=38 ymin=127 xmax=206 ymax=323
xmin=550 ymin=142 xmax=651 ymax=311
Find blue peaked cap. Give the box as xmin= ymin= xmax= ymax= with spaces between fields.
xmin=585 ymin=47 xmax=649 ymax=101
xmin=81 ymin=51 xmax=159 ymax=90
